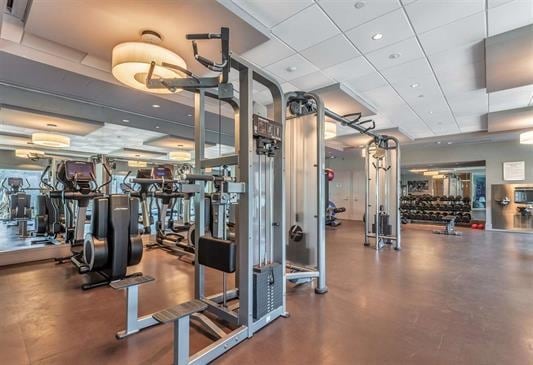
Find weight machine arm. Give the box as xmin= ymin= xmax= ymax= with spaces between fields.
xmin=145 ymin=27 xmax=231 ymax=95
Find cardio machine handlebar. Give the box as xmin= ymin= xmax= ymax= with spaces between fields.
xmin=49 ymin=191 xmax=103 ymax=200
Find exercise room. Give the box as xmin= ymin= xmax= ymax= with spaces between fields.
xmin=0 ymin=1 xmax=532 ymax=364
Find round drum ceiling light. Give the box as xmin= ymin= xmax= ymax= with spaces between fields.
xmin=15 ymin=149 xmax=45 ymax=159
xmin=32 ymin=133 xmax=70 ymax=148
xmin=325 ymin=121 xmax=337 ymax=139
xmin=112 ymin=31 xmax=187 ymax=94
xmin=169 ymin=151 xmax=191 ymax=161
xmin=519 ymin=130 xmax=533 ymax=144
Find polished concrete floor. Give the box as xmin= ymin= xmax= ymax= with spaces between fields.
xmin=0 ymin=222 xmax=532 ymax=364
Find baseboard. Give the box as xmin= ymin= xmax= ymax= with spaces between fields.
xmin=0 ymin=244 xmax=71 ymax=267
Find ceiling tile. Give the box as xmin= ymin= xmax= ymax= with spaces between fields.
xmin=380 ymin=57 xmax=433 ymax=83
xmin=343 ymin=72 xmax=388 ymax=93
xmin=318 ymin=0 xmax=401 ymax=31
xmin=428 ymin=41 xmax=485 ymax=75
xmin=365 ymin=37 xmax=425 ymax=70
xmin=418 ymin=12 xmax=486 ymax=55
xmin=300 ymin=34 xmax=360 ymax=69
xmin=488 ymin=84 xmax=533 ymax=112
xmin=362 ymin=85 xmax=404 ymax=108
xmin=487 ymin=0 xmax=515 ymax=9
xmin=290 ymin=72 xmax=334 ymax=91
xmin=281 ymin=82 xmax=299 ymax=93
xmin=457 ymin=115 xmax=487 ymax=132
xmin=265 ymin=54 xmax=319 ymax=81
xmin=323 ymin=56 xmax=375 ymax=82
xmin=437 ymin=61 xmax=485 ymax=93
xmin=404 ymin=0 xmax=484 ymax=34
xmin=447 ymin=89 xmax=488 ymax=117
xmin=231 ymin=0 xmax=314 ymax=28
xmin=241 ymin=37 xmax=295 ymax=67
xmin=487 ymin=0 xmax=533 ymax=36
xmin=344 ymin=8 xmax=414 ymax=54
xmin=272 ymin=4 xmax=340 ymax=51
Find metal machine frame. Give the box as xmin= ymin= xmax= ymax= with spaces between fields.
xmin=364 ymin=137 xmax=401 ymax=250
xmin=141 ymin=30 xmax=287 ymax=362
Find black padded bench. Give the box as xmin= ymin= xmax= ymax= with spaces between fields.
xmin=153 ymin=299 xmax=208 ymax=365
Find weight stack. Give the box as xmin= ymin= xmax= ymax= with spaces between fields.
xmin=253 ymin=262 xmax=283 ymax=320
xmin=372 ymin=214 xmax=392 ymax=236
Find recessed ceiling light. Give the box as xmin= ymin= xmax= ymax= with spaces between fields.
xmin=122 ymin=119 xmax=130 ymax=123
xmin=155 ymin=125 xmax=160 ymax=129
xmin=46 ymin=123 xmax=57 ymax=127
xmin=389 ymin=53 xmax=401 ymax=59
xmin=418 ymin=94 xmax=424 ymax=98
xmin=286 ymin=66 xmax=297 ymax=72
xmin=354 ymin=1 xmax=366 ymax=9
xmin=436 ymin=141 xmax=441 ymax=144
xmin=371 ymin=33 xmax=383 ymax=40
xmin=447 ymin=141 xmax=453 ymax=145
xmin=410 ymin=83 xmax=419 ymax=88
xmin=429 ymin=111 xmax=434 ymax=114
xmin=187 ymin=114 xmax=192 ymax=117
xmin=152 ymin=104 xmax=160 ymax=108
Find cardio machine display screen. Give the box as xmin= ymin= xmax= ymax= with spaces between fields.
xmin=152 ymin=166 xmax=173 ymax=180
xmin=65 ymin=161 xmax=95 ymax=181
xmin=7 ymin=177 xmax=23 ymax=187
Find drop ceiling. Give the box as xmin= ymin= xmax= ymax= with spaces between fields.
xmin=0 ymin=0 xmax=531 ymax=154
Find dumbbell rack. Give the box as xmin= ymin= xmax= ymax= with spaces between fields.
xmin=400 ymin=195 xmax=472 ymax=226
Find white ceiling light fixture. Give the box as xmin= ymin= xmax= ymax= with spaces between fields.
xmin=286 ymin=66 xmax=297 ymax=72
xmin=354 ymin=1 xmax=366 ymax=9
xmin=112 ymin=30 xmax=187 ymax=94
xmin=152 ymin=104 xmax=160 ymax=108
xmin=519 ymin=131 xmax=533 ymax=144
xmin=128 ymin=160 xmax=148 ymax=168
xmin=32 ymin=132 xmax=70 ymax=148
xmin=409 ymin=169 xmax=427 ymax=173
xmin=169 ymin=151 xmax=191 ymax=161
xmin=325 ymin=121 xmax=337 ymax=139
xmin=423 ymin=171 xmax=439 ymax=176
xmin=15 ymin=149 xmax=45 ymax=159
xmin=432 ymin=174 xmax=446 ymax=179
xmin=371 ymin=33 xmax=383 ymax=40
xmin=389 ymin=53 xmax=401 ymax=59
xmin=410 ymin=83 xmax=419 ymax=88
xmin=122 ymin=119 xmax=130 ymax=123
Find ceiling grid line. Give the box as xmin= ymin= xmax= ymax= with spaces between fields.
xmin=313 ymin=0 xmax=437 ymax=135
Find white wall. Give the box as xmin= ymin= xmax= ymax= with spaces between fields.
xmin=0 ymin=149 xmax=48 ymax=171
xmin=402 ymin=140 xmax=533 ymax=228
xmin=326 ymin=154 xmax=366 ymax=221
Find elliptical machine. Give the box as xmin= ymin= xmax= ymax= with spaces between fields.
xmin=133 ymin=166 xmax=197 ymax=256
xmin=121 ymin=168 xmax=154 ymax=234
xmin=2 ymin=177 xmax=32 ymax=236
xmin=54 ymin=160 xmax=143 ymax=289
xmin=33 ymin=164 xmax=64 ymax=244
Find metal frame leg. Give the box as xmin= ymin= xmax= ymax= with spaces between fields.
xmin=175 ymin=317 xmax=190 ymax=365
xmin=116 ymin=284 xmax=159 ymax=339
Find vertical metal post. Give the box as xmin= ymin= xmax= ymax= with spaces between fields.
xmin=364 ymin=144 xmax=370 ymax=246
xmin=315 ymin=98 xmax=327 ymax=294
xmin=174 ymin=318 xmax=190 ymax=365
xmin=238 ymin=64 xmax=253 ymax=334
xmin=375 ymin=147 xmax=380 ymax=251
xmin=394 ymin=138 xmax=401 ymax=250
xmin=194 ymin=91 xmax=206 ymax=300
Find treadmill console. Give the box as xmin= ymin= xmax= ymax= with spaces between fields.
xmin=64 ymin=161 xmax=96 ymax=182
xmin=136 ymin=168 xmax=152 ymax=179
xmin=7 ymin=177 xmax=23 ymax=188
xmin=152 ymin=166 xmax=173 ymax=180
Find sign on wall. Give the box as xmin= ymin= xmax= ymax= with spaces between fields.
xmin=503 ymin=161 xmax=525 ymax=181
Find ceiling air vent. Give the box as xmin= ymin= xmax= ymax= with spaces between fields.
xmin=5 ymin=0 xmax=31 ymax=22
